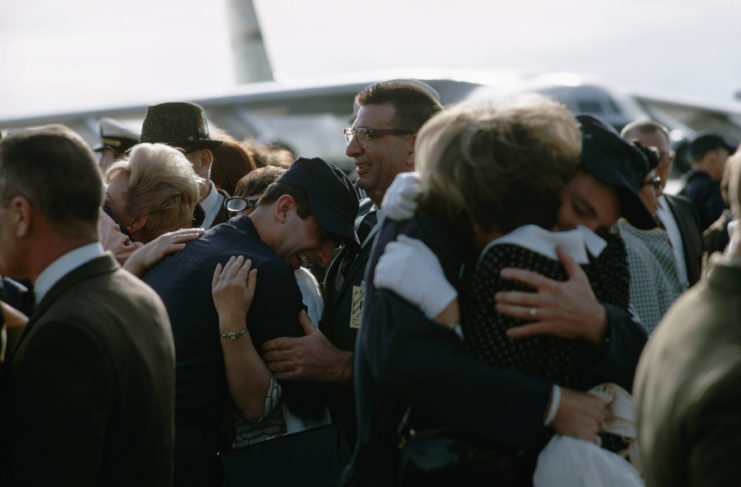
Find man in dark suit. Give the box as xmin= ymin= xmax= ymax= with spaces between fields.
xmin=634 ymin=149 xmax=741 ymax=486
xmin=0 ymin=125 xmax=176 ymax=486
xmin=259 ymin=81 xmax=443 ymax=448
xmin=679 ymin=132 xmax=735 ymax=231
xmin=142 ymin=157 xmax=360 ymax=487
xmin=622 ymin=120 xmax=704 ymax=286
xmin=140 ymin=101 xmax=231 ymax=228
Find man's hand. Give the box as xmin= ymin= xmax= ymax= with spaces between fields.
xmin=551 ymin=387 xmax=605 ymax=443
xmin=263 ymin=311 xmax=353 ymax=385
xmin=495 ymin=246 xmax=607 ymax=345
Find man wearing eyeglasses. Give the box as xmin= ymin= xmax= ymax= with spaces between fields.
xmin=622 ymin=120 xmax=704 ymax=287
xmin=261 ymin=81 xmax=443 ymax=449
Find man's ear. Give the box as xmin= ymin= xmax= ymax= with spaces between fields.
xmin=11 ymin=195 xmax=32 ymax=238
xmin=274 ymin=194 xmax=296 ymax=223
xmin=201 ymin=149 xmax=214 ymax=174
xmin=405 ymin=134 xmax=417 ymax=169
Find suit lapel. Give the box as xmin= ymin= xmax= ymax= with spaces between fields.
xmin=10 ymin=255 xmax=118 ymax=361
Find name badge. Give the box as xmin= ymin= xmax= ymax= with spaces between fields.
xmin=350 ymin=284 xmax=364 ymax=329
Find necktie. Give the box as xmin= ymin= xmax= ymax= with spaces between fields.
xmin=356 ymin=209 xmax=378 ymax=244
xmin=193 ymin=204 xmax=205 ymax=227
xmin=335 ymin=210 xmax=377 ymax=292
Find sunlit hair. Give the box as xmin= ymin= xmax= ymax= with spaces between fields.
xmin=620 ymin=119 xmax=671 ymax=144
xmin=0 ymin=124 xmax=103 ymax=239
xmin=106 ymin=143 xmax=203 ymax=243
xmin=355 ymin=80 xmax=444 ymax=132
xmin=416 ymin=93 xmax=581 ymax=241
xmin=234 ymin=165 xmax=285 ymax=198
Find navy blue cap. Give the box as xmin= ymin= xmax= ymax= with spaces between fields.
xmin=278 ymin=157 xmax=360 ymax=247
xmin=577 ymin=114 xmax=657 ymax=230
xmin=690 ymin=132 xmax=736 ymax=161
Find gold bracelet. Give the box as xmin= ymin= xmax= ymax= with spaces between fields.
xmin=219 ymin=328 xmax=249 ymax=341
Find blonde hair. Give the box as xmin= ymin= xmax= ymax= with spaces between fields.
xmin=417 ymin=93 xmax=581 ymax=239
xmin=106 ymin=143 xmax=202 ymax=242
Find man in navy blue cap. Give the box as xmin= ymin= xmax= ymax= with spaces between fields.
xmin=680 ymin=132 xmax=736 ymax=230
xmin=142 ymin=156 xmax=359 ymax=487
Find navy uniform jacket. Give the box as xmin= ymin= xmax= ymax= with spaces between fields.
xmin=344 ymin=212 xmax=648 ymax=485
xmin=142 ymin=216 xmax=325 ymax=472
xmin=4 ymin=255 xmax=175 ymax=486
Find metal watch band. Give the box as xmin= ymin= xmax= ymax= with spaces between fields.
xmin=219 ymin=328 xmax=249 ymax=341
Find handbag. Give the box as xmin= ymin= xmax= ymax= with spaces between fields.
xmin=395 ymin=407 xmax=529 ymax=486
xmin=221 ymin=423 xmax=351 ymax=487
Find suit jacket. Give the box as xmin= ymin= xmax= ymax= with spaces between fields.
xmin=664 ymin=193 xmax=704 ymax=285
xmin=634 ymin=256 xmax=741 ymax=487
xmin=5 ymin=254 xmax=175 ymax=486
xmin=211 ymin=188 xmax=232 ymax=227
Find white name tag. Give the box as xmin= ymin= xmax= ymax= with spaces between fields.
xmin=350 ymin=284 xmax=364 ymax=329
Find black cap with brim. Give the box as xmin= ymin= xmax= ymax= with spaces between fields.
xmin=577 ymin=114 xmax=657 ymax=230
xmin=278 ymin=157 xmax=360 ymax=248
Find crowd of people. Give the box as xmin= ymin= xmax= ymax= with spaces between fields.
xmin=0 ymin=79 xmax=739 ymax=487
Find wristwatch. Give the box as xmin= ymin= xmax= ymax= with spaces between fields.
xmin=219 ymin=328 xmax=249 ymax=341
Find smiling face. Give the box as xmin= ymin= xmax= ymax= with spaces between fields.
xmin=345 ymin=103 xmax=415 ymax=206
xmin=556 ymin=171 xmax=621 ymax=233
xmin=273 ymin=212 xmax=339 ymax=270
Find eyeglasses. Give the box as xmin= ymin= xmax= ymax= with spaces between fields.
xmin=642 ymin=176 xmax=662 ymax=190
xmin=656 ymin=152 xmax=672 ymax=168
xmin=224 ymin=196 xmax=259 ymax=212
xmin=343 ymin=127 xmax=414 ymax=146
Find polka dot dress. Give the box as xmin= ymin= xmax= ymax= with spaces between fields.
xmin=460 ymin=233 xmax=630 ymax=391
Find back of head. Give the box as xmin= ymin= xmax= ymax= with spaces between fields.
xmin=107 ymin=143 xmax=201 ymax=242
xmin=355 ymin=80 xmax=444 ymax=132
xmin=234 ymin=165 xmax=286 ymax=198
xmin=211 ymin=140 xmax=258 ymax=195
xmin=620 ymin=119 xmax=670 ymax=144
xmin=0 ymin=124 xmax=103 ymax=234
xmin=417 ymin=93 xmax=581 ymax=239
xmin=690 ymin=132 xmax=735 ymax=163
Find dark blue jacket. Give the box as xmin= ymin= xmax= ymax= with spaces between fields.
xmin=344 ymin=212 xmax=647 ymax=486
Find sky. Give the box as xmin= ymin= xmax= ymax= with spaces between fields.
xmin=2 ymin=0 xmax=741 ymax=119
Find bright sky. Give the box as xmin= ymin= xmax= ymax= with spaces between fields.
xmin=2 ymin=0 xmax=741 ymax=119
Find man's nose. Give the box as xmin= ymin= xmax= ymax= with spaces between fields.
xmin=346 ymin=136 xmax=363 ymax=157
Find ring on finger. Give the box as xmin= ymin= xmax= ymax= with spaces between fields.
xmin=529 ymin=307 xmax=537 ymax=318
